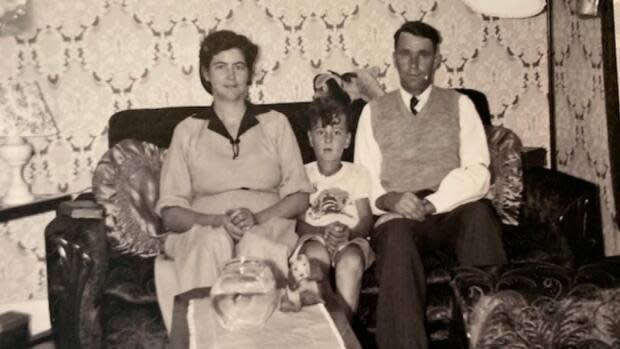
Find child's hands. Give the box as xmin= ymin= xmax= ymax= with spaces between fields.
xmin=324 ymin=222 xmax=350 ymax=253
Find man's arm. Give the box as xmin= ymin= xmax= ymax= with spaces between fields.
xmin=353 ymin=104 xmax=387 ymax=215
xmin=424 ymin=94 xmax=491 ymax=214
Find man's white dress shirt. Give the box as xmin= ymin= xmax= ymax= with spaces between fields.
xmin=354 ymin=85 xmax=491 ymax=215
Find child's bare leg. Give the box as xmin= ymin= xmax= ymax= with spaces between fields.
xmin=300 ymin=240 xmax=331 ymax=276
xmin=334 ymin=244 xmax=364 ymax=320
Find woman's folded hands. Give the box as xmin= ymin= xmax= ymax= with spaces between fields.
xmin=223 ymin=207 xmax=257 ymax=241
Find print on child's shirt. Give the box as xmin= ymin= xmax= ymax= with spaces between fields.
xmin=308 ymin=187 xmax=353 ymax=220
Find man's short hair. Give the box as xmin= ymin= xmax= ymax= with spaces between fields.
xmin=393 ymin=21 xmax=442 ymax=51
xmin=307 ymin=98 xmax=352 ymax=132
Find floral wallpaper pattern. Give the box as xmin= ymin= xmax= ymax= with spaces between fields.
xmin=0 ymin=0 xmax=550 ymax=304
xmin=551 ymin=0 xmax=620 ymax=256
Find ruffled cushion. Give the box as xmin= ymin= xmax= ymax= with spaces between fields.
xmin=468 ymin=287 xmax=620 ymax=349
xmin=93 ymin=139 xmax=166 ymax=257
xmin=485 ymin=125 xmax=523 ymax=225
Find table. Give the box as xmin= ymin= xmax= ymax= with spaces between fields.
xmin=0 ymin=193 xmax=73 ymax=222
xmin=169 ymin=287 xmax=362 ymax=349
xmin=0 ymin=193 xmax=75 ymax=348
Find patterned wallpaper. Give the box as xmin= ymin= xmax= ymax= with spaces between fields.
xmin=0 ymin=0 xmax=549 ymax=304
xmin=551 ymin=0 xmax=620 ymax=256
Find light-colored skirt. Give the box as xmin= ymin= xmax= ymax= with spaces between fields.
xmin=155 ymin=189 xmax=299 ymax=332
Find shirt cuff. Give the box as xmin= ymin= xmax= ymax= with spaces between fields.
xmin=370 ymin=198 xmax=387 ymax=216
xmin=424 ymin=192 xmax=453 ymax=215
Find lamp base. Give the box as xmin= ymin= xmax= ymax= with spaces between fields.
xmin=0 ymin=137 xmax=34 ymax=206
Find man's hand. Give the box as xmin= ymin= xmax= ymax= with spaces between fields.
xmin=226 ymin=207 xmax=257 ymax=231
xmin=393 ymin=192 xmax=428 ymax=221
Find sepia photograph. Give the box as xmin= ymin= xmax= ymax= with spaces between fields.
xmin=0 ymin=0 xmax=619 ymax=348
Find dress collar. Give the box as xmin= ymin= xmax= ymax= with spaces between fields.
xmin=193 ymin=102 xmax=260 ymax=140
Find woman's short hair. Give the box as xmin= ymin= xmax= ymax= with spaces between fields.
xmin=199 ymin=30 xmax=259 ymax=94
xmin=307 ymin=98 xmax=352 ymax=132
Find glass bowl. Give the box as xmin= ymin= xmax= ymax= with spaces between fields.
xmin=210 ymin=257 xmax=279 ymax=331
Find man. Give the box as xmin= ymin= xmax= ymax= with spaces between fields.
xmin=354 ymin=21 xmax=507 ymax=349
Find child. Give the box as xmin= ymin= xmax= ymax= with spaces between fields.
xmin=295 ymin=98 xmax=374 ymax=319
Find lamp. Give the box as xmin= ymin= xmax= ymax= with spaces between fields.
xmin=0 ymin=80 xmax=59 ymax=205
xmin=461 ymin=0 xmax=547 ymax=18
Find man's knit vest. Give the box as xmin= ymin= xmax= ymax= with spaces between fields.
xmin=369 ymin=87 xmax=460 ymax=193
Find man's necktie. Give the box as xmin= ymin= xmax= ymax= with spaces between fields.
xmin=410 ymin=96 xmax=419 ymax=115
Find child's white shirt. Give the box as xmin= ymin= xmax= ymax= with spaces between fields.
xmin=303 ymin=161 xmax=371 ymax=228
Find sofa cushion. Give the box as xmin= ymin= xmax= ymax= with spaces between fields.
xmin=485 ymin=125 xmax=523 ymax=225
xmin=93 ymin=139 xmax=166 ymax=257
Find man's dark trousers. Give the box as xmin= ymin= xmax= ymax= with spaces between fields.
xmin=371 ymin=200 xmax=507 ymax=349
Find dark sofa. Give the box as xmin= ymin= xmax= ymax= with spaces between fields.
xmin=45 ymin=101 xmax=611 ymax=349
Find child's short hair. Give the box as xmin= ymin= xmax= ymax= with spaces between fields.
xmin=307 ymin=98 xmax=352 ymax=132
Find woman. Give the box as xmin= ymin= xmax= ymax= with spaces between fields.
xmin=154 ymin=30 xmax=312 ymax=329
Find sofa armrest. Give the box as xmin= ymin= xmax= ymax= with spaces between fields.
xmin=505 ymin=167 xmax=604 ymax=266
xmin=45 ymin=200 xmax=108 ymax=349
